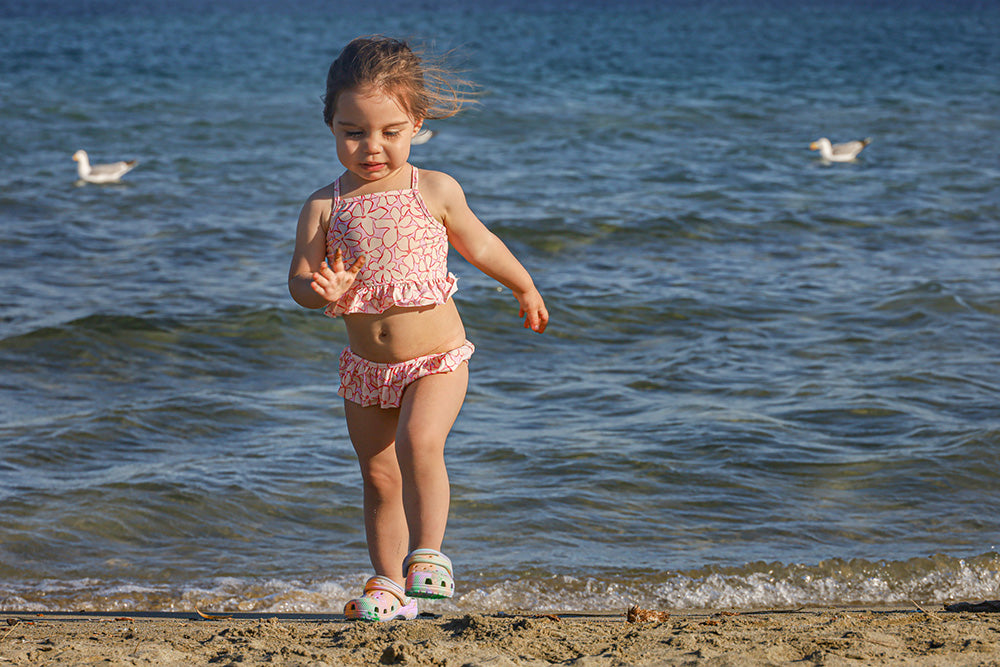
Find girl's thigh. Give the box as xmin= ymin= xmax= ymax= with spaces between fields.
xmin=397 ymin=364 xmax=469 ymax=452
xmin=345 ymin=401 xmax=400 ymax=466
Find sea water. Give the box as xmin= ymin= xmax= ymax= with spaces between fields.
xmin=1 ymin=0 xmax=999 ymax=612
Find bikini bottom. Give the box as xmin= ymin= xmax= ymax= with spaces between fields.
xmin=338 ymin=340 xmax=475 ymax=409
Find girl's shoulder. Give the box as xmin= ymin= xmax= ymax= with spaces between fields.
xmin=307 ymin=180 xmax=337 ymax=203
xmin=415 ymin=167 xmax=466 ymax=203
xmin=301 ymin=181 xmax=337 ymax=228
xmin=414 ymin=167 xmax=472 ymax=225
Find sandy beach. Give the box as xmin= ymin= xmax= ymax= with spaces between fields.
xmin=2 ymin=604 xmax=998 ymax=666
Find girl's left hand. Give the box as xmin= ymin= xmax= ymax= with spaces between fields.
xmin=516 ymin=289 xmax=549 ymax=334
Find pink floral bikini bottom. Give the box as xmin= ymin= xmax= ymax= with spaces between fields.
xmin=337 ymin=340 xmax=475 ymax=409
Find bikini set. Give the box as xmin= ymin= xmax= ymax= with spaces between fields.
xmin=325 ymin=166 xmax=467 ymax=621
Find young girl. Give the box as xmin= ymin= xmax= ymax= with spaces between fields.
xmin=288 ymin=36 xmax=548 ymax=622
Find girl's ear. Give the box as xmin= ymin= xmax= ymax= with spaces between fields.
xmin=413 ymin=118 xmax=424 ymax=133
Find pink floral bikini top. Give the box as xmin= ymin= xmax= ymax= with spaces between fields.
xmin=324 ymin=166 xmax=457 ymax=317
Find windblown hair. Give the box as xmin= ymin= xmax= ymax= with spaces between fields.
xmin=323 ymin=35 xmax=476 ymax=126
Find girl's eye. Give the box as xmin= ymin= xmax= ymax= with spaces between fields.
xmin=384 ymin=131 xmax=400 ymax=138
xmin=345 ymin=131 xmax=364 ymax=138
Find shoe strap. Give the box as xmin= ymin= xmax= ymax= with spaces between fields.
xmin=362 ymin=576 xmax=409 ymax=605
xmin=404 ymin=549 xmax=453 ymax=574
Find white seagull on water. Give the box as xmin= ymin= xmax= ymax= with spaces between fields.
xmin=809 ymin=137 xmax=872 ymax=162
xmin=72 ymin=149 xmax=138 ymax=183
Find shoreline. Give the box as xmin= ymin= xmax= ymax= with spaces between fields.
xmin=3 ymin=605 xmax=998 ymax=665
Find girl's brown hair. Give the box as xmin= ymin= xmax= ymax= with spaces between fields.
xmin=323 ymin=36 xmax=476 ymax=127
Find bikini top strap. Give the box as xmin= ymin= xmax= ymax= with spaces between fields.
xmin=328 ymin=178 xmax=342 ymax=226
xmin=410 ymin=165 xmax=419 ymax=189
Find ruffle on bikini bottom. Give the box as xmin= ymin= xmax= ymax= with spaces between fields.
xmin=337 ymin=340 xmax=475 ymax=409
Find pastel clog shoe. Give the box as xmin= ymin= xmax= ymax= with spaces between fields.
xmin=404 ymin=549 xmax=454 ymax=599
xmin=344 ymin=575 xmax=418 ymax=622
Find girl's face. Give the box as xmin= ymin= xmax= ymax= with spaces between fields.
xmin=330 ymin=86 xmax=423 ymax=186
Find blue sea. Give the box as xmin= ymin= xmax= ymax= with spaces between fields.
xmin=1 ymin=0 xmax=999 ymax=613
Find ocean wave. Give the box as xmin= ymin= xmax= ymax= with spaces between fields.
xmin=2 ymin=552 xmax=997 ymax=614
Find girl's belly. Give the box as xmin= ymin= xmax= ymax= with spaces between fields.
xmin=342 ymin=299 xmax=467 ymax=363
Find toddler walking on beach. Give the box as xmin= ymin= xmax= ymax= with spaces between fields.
xmin=288 ymin=36 xmax=548 ymax=622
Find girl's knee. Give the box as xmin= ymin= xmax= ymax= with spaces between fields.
xmin=360 ymin=460 xmax=403 ymax=495
xmin=394 ymin=436 xmax=447 ymax=473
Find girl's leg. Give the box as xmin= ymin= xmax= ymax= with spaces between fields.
xmin=343 ymin=401 xmax=408 ymax=585
xmin=395 ymin=363 xmax=469 ymax=552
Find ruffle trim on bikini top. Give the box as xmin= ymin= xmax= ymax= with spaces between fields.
xmin=323 ymin=273 xmax=458 ymax=318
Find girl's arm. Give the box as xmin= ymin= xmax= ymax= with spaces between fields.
xmin=424 ymin=171 xmax=548 ymax=333
xmin=288 ymin=187 xmax=365 ymax=309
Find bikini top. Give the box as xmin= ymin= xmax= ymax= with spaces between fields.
xmin=324 ymin=166 xmax=457 ymax=317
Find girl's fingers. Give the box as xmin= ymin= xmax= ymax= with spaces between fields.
xmin=330 ymin=248 xmax=345 ymax=272
xmin=330 ymin=248 xmax=364 ymax=275
xmin=518 ymin=302 xmax=548 ymax=333
xmin=520 ymin=308 xmax=548 ymax=333
xmin=310 ymin=251 xmax=365 ymax=301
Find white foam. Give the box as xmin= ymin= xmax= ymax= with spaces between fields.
xmin=2 ymin=554 xmax=997 ymax=613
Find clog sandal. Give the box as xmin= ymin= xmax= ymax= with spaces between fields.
xmin=344 ymin=575 xmax=418 ymax=622
xmin=404 ymin=548 xmax=454 ymax=599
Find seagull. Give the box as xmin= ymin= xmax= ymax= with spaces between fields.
xmin=72 ymin=149 xmax=138 ymax=183
xmin=411 ymin=127 xmax=435 ymax=145
xmin=809 ymin=137 xmax=872 ymax=162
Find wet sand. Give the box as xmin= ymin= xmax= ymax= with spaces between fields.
xmin=2 ymin=605 xmax=999 ymax=665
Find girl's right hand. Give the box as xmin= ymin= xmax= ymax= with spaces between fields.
xmin=516 ymin=287 xmax=549 ymax=334
xmin=311 ymin=247 xmax=365 ymax=303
